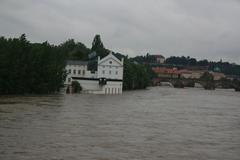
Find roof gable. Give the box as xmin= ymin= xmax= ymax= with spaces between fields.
xmin=98 ymin=53 xmax=123 ymax=66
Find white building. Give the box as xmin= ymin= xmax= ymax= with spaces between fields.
xmin=65 ymin=53 xmax=124 ymax=94
xmin=153 ymin=55 xmax=165 ymax=64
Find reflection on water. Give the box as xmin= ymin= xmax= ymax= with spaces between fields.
xmin=0 ymin=87 xmax=240 ymax=160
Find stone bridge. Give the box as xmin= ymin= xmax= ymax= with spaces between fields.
xmin=153 ymin=77 xmax=222 ymax=88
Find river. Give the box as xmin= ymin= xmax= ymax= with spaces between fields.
xmin=0 ymin=87 xmax=240 ymax=160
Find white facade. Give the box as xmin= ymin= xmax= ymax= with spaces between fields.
xmin=97 ymin=53 xmax=124 ymax=80
xmin=65 ymin=53 xmax=124 ymax=94
xmin=156 ymin=57 xmax=165 ymax=64
xmin=64 ymin=61 xmax=97 ymax=85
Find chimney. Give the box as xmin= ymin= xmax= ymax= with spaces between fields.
xmin=98 ymin=56 xmax=100 ymax=64
xmin=121 ymin=57 xmax=124 ymax=65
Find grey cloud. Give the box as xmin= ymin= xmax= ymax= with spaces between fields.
xmin=0 ymin=0 xmax=240 ymax=63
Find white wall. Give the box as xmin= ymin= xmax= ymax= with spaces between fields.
xmin=97 ymin=54 xmax=124 ymax=80
xmin=65 ymin=64 xmax=97 ymax=85
xmin=75 ymin=79 xmax=123 ymax=94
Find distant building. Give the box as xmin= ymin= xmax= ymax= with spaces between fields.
xmin=179 ymin=70 xmax=226 ymax=80
xmin=209 ymin=71 xmax=226 ymax=81
xmin=65 ymin=53 xmax=124 ymax=94
xmin=152 ymin=67 xmax=208 ymax=80
xmin=152 ymin=55 xmax=165 ymax=64
xmin=152 ymin=67 xmax=180 ymax=79
xmin=179 ymin=70 xmax=205 ymax=79
xmin=178 ymin=69 xmax=193 ymax=79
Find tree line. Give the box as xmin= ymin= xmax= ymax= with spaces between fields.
xmin=0 ymin=34 xmax=66 ymax=94
xmin=165 ymin=56 xmax=240 ymax=76
xmin=132 ymin=55 xmax=240 ymax=76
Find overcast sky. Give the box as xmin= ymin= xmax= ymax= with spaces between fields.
xmin=0 ymin=0 xmax=240 ymax=63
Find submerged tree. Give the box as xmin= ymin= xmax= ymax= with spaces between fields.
xmin=200 ymin=72 xmax=215 ymax=90
xmin=71 ymin=81 xmax=82 ymax=93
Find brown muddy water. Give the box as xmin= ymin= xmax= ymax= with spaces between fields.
xmin=0 ymin=87 xmax=240 ymax=160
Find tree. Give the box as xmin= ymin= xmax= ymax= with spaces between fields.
xmin=59 ymin=39 xmax=90 ymax=60
xmin=92 ymin=34 xmax=104 ymax=50
xmin=90 ymin=35 xmax=110 ymax=58
xmin=200 ymin=72 xmax=214 ymax=81
xmin=71 ymin=81 xmax=82 ymax=93
xmin=200 ymin=72 xmax=215 ymax=90
xmin=123 ymin=59 xmax=150 ymax=90
xmin=0 ymin=35 xmax=66 ymax=94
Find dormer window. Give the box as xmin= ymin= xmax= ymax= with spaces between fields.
xmin=109 ymin=61 xmax=112 ymax=64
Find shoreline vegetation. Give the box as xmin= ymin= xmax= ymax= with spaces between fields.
xmin=0 ymin=34 xmax=240 ymax=95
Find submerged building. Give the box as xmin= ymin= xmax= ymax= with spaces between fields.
xmin=65 ymin=53 xmax=124 ymax=94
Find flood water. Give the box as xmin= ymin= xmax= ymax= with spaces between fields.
xmin=0 ymin=87 xmax=240 ymax=160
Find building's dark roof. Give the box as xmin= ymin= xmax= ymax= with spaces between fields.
xmin=66 ymin=60 xmax=88 ymax=66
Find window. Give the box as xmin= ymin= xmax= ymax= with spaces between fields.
xmin=68 ymin=69 xmax=71 ymax=74
xmin=109 ymin=66 xmax=112 ymax=68
xmin=115 ymin=71 xmax=118 ymax=75
xmin=112 ymin=88 xmax=114 ymax=94
xmin=115 ymin=66 xmax=118 ymax=69
xmin=102 ymin=70 xmax=105 ymax=74
xmin=109 ymin=61 xmax=112 ymax=64
xmin=103 ymin=65 xmax=105 ymax=68
xmin=83 ymin=70 xmax=85 ymax=75
xmin=109 ymin=70 xmax=111 ymax=74
xmin=78 ymin=70 xmax=81 ymax=75
xmin=68 ymin=78 xmax=71 ymax=82
xmin=73 ymin=70 xmax=76 ymax=74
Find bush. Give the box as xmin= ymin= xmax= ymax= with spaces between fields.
xmin=200 ymin=72 xmax=215 ymax=90
xmin=71 ymin=81 xmax=82 ymax=93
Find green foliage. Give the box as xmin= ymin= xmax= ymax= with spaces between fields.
xmin=0 ymin=34 xmax=66 ymax=94
xmin=166 ymin=56 xmax=196 ymax=66
xmin=71 ymin=81 xmax=82 ymax=93
xmin=91 ymin=34 xmax=110 ymax=58
xmin=200 ymin=72 xmax=215 ymax=90
xmin=200 ymin=72 xmax=214 ymax=82
xmin=233 ymin=79 xmax=240 ymax=91
xmin=131 ymin=53 xmax=160 ymax=64
xmin=92 ymin=34 xmax=104 ymax=50
xmin=123 ymin=59 xmax=150 ymax=90
xmin=59 ymin=39 xmax=90 ymax=60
